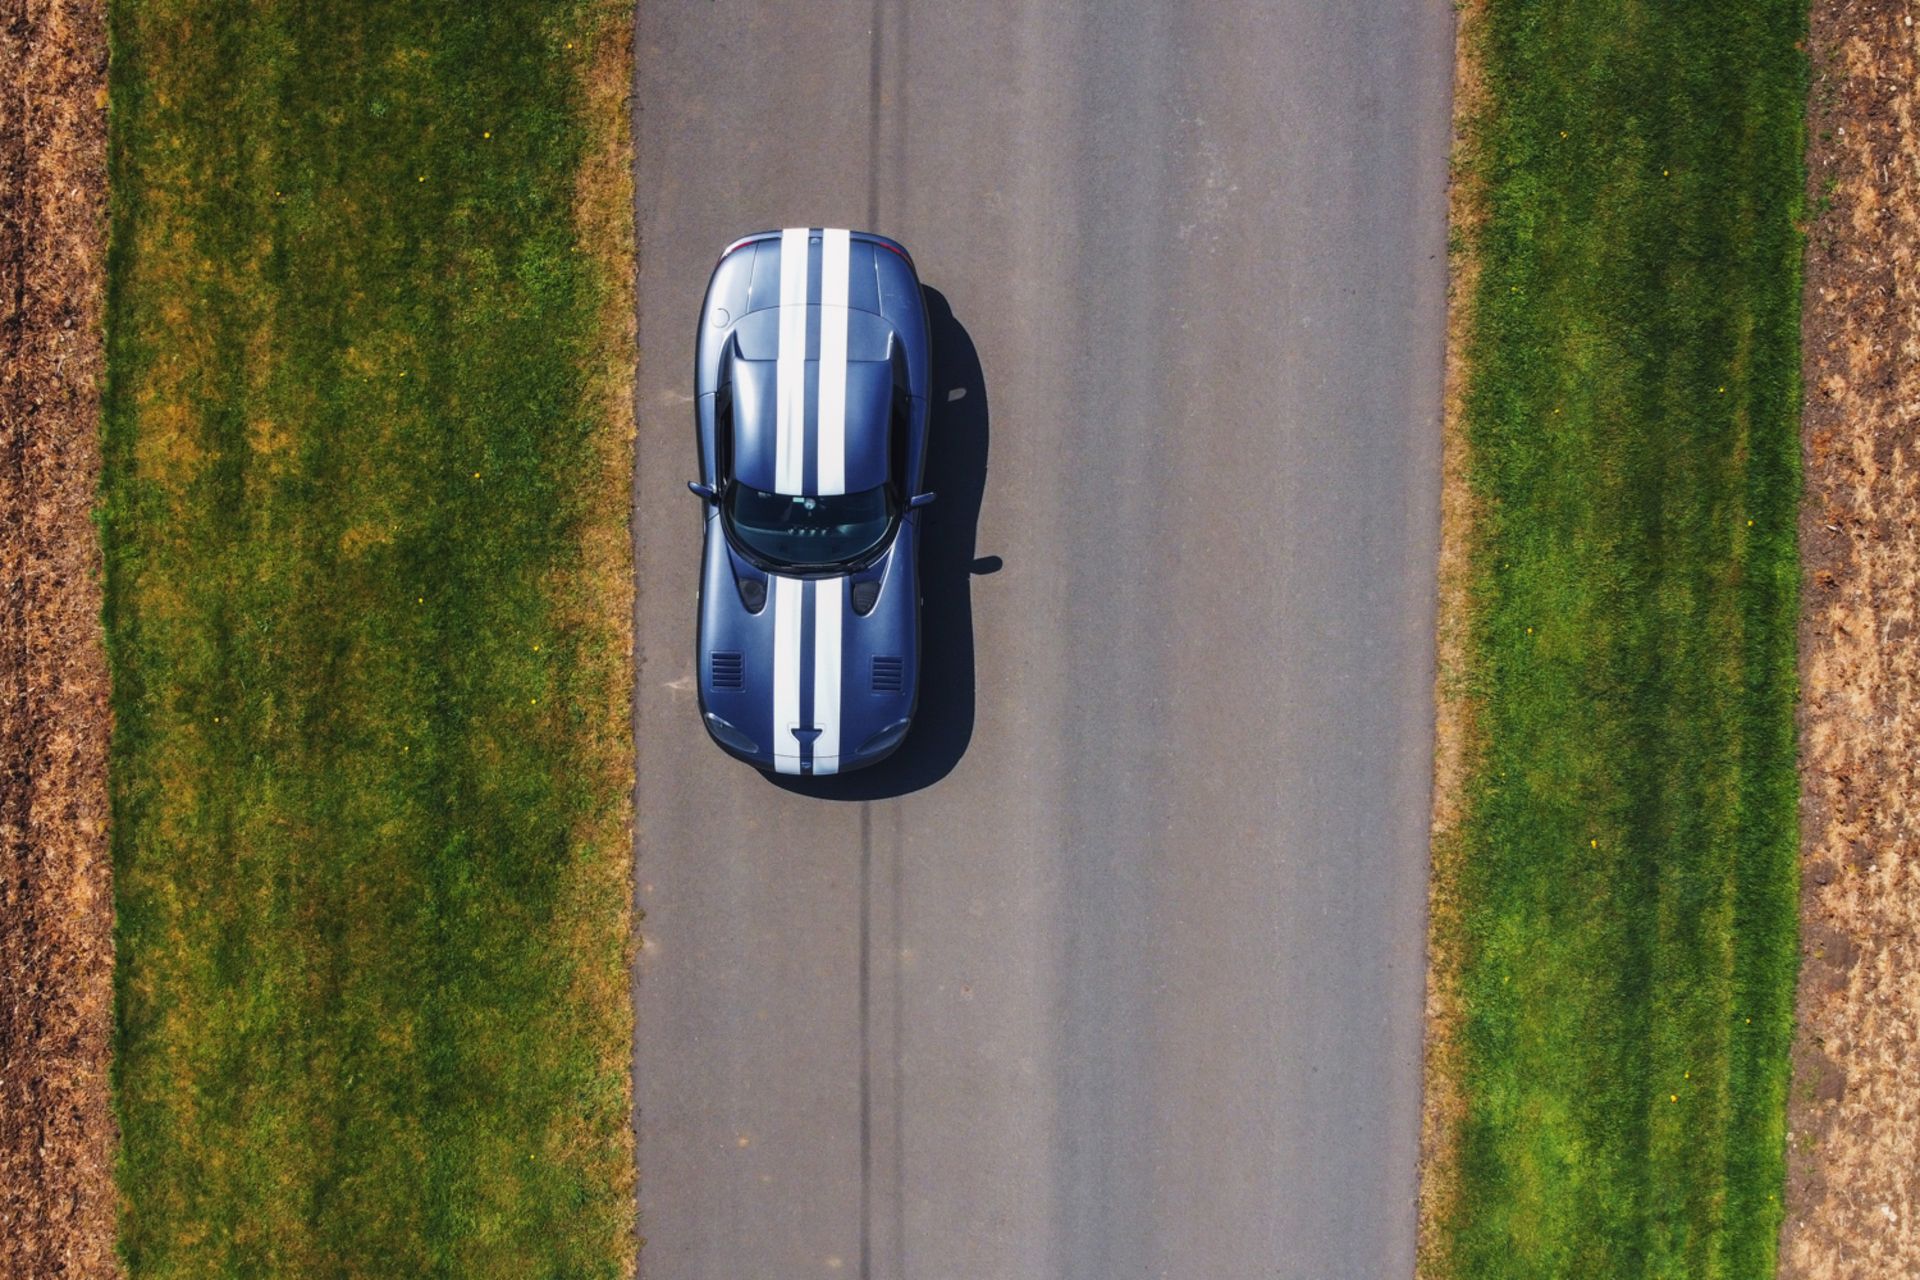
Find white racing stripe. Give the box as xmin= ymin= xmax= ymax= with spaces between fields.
xmin=771 ymin=575 xmax=803 ymax=774
xmin=815 ymin=229 xmax=851 ymax=496
xmin=769 ymin=230 xmax=849 ymax=774
xmin=775 ymin=228 xmax=810 ymax=494
xmin=811 ymin=576 xmax=844 ymax=774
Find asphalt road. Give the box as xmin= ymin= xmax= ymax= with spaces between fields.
xmin=631 ymin=3 xmax=1454 ymax=1276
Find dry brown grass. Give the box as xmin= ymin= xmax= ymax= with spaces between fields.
xmin=0 ymin=0 xmax=116 ymax=1276
xmin=570 ymin=15 xmax=639 ymax=1269
xmin=1414 ymin=1 xmax=1485 ymax=1274
xmin=1781 ymin=1 xmax=1920 ymax=1274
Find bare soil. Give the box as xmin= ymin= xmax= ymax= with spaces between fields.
xmin=1781 ymin=0 xmax=1920 ymax=1274
xmin=0 ymin=0 xmax=117 ymax=1276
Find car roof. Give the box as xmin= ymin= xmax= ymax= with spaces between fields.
xmin=728 ymin=349 xmax=896 ymax=496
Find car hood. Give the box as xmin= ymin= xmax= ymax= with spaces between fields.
xmin=697 ymin=516 xmax=919 ymax=774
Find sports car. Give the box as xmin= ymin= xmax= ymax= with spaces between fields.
xmin=688 ymin=228 xmax=933 ymax=774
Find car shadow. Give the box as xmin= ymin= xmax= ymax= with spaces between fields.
xmin=769 ymin=284 xmax=991 ymax=801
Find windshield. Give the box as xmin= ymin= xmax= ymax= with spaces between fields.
xmin=724 ymin=484 xmax=896 ymax=568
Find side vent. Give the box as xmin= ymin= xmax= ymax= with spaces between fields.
xmin=710 ymin=651 xmax=745 ymax=691
xmin=871 ymin=655 xmax=905 ymax=694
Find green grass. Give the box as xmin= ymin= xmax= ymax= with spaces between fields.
xmin=1438 ymin=1 xmax=1806 ymax=1275
xmin=101 ymin=2 xmax=634 ymax=1275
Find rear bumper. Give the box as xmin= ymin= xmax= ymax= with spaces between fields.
xmin=717 ymin=228 xmax=916 ymax=273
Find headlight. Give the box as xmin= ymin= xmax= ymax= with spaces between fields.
xmin=704 ymin=713 xmax=759 ymax=756
xmin=736 ymin=575 xmax=767 ymax=613
xmin=850 ymin=578 xmax=880 ymax=616
xmin=856 ymin=719 xmax=911 ymax=757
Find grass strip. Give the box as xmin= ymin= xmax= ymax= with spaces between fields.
xmin=1430 ymin=0 xmax=1806 ymax=1274
xmin=101 ymin=2 xmax=634 ymax=1274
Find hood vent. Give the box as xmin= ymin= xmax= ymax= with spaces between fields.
xmin=710 ymin=651 xmax=745 ymax=691
xmin=871 ymin=655 xmax=904 ymax=694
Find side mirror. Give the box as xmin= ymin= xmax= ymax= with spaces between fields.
xmin=687 ymin=480 xmax=718 ymax=503
xmin=908 ymin=492 xmax=938 ymax=510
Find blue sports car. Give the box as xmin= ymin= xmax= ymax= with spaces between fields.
xmin=687 ymin=228 xmax=934 ymax=774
